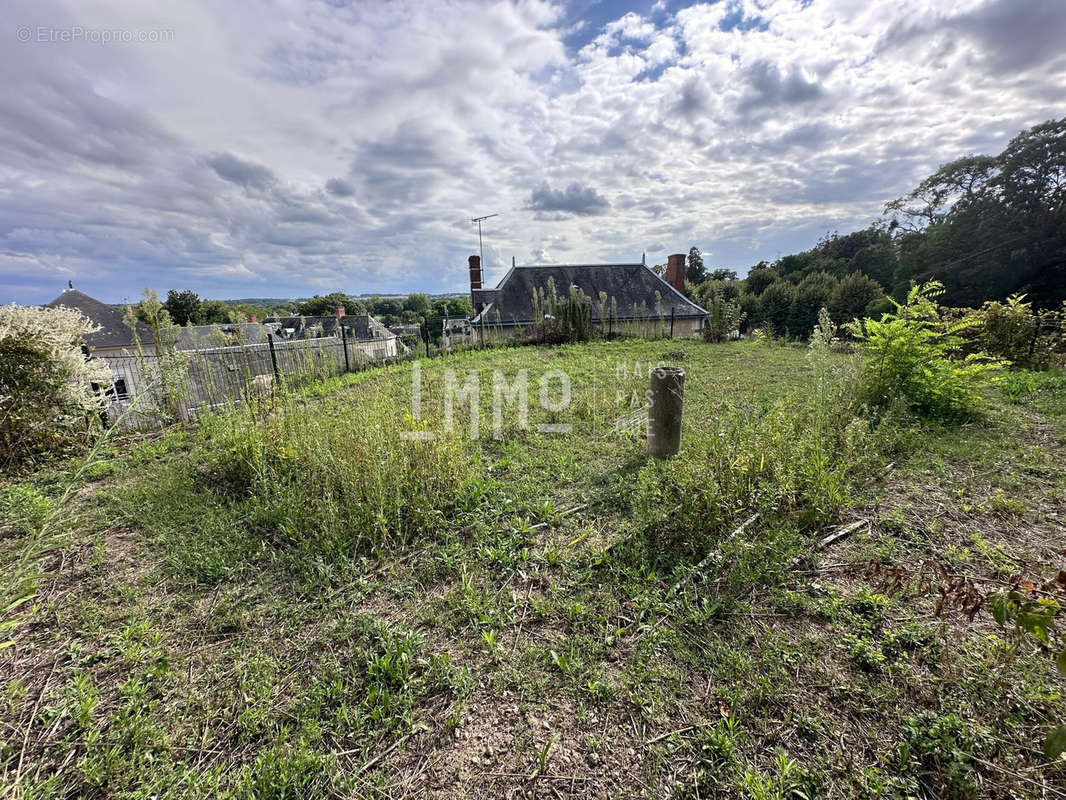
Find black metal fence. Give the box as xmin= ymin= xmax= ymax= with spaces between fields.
xmin=426 ymin=306 xmax=702 ymax=352
xmin=97 ymin=333 xmax=406 ymax=429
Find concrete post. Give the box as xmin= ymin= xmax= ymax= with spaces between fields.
xmin=647 ymin=366 xmax=685 ymax=459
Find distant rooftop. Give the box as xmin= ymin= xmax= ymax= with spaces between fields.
xmin=45 ymin=288 xmax=152 ymax=349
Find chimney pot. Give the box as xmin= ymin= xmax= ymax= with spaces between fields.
xmin=666 ymin=253 xmax=686 ymax=295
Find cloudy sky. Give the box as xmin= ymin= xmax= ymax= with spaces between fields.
xmin=3 ymin=0 xmax=1063 ymax=303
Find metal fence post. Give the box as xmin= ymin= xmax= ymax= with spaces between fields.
xmin=267 ymin=333 xmax=280 ymax=382
xmin=341 ymin=325 xmax=351 ymax=373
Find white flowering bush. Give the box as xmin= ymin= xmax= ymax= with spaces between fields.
xmin=0 ymin=303 xmax=113 ymax=466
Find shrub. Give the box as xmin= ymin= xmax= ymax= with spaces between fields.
xmin=0 ymin=304 xmax=113 ymax=467
xmin=738 ymin=293 xmax=762 ymax=332
xmin=848 ymin=282 xmax=1003 ymax=420
xmin=965 ymin=294 xmax=1064 ymax=370
xmin=787 ymin=272 xmax=838 ymax=338
xmin=696 ymin=279 xmax=740 ymax=307
xmin=828 ymin=271 xmax=884 ymax=326
xmin=701 ymin=286 xmax=746 ymax=343
xmin=759 ymin=282 xmax=795 ymax=337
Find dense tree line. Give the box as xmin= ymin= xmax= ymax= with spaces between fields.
xmin=155 ymin=288 xmax=472 ymax=329
xmin=685 ymin=117 xmax=1065 ymax=339
xmin=294 ymin=292 xmax=471 ymax=325
xmin=159 ymin=290 xmax=283 ymax=326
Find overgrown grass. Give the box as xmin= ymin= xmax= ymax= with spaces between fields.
xmin=2 ymin=339 xmax=1064 ymax=798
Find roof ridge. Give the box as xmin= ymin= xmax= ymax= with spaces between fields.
xmin=512 ymin=262 xmax=644 ymax=269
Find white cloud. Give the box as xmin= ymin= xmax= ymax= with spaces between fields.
xmin=0 ymin=0 xmax=1062 ymax=302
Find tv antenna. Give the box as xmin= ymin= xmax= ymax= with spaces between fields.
xmin=470 ymin=213 xmax=498 ymax=266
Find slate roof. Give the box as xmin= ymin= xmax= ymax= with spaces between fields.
xmin=263 ymin=314 xmax=396 ymax=341
xmin=45 ymin=289 xmax=153 ymax=349
xmin=173 ymin=323 xmax=268 ymax=351
xmin=470 ymin=263 xmax=707 ymax=325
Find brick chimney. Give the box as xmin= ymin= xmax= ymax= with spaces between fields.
xmin=250 ymin=314 xmax=258 ymax=324
xmin=469 ymin=255 xmax=483 ymax=311
xmin=468 ymin=255 xmax=482 ymax=290
xmin=335 ymin=306 xmax=345 ymax=318
xmin=666 ymin=253 xmax=686 ymax=295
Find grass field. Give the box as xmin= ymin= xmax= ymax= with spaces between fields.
xmin=2 ymin=339 xmax=1065 ymax=799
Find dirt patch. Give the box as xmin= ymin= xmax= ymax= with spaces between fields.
xmin=385 ymin=691 xmax=649 ymax=800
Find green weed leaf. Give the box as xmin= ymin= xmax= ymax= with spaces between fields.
xmin=1043 ymin=725 xmax=1066 ymax=759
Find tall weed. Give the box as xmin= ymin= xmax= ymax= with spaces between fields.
xmin=849 ymin=282 xmax=1003 ymax=421
xmin=633 ymin=342 xmax=886 ymax=554
xmin=195 ymin=393 xmax=481 ymax=556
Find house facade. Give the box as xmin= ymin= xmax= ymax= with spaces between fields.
xmin=460 ymin=252 xmax=707 ymax=343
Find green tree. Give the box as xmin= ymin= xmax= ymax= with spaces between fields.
xmin=738 ymin=292 xmax=762 ymax=332
xmin=199 ymin=299 xmax=235 ymax=324
xmin=774 ymin=251 xmax=822 ymax=280
xmin=163 ymin=289 xmax=202 ymax=326
xmin=432 ymin=296 xmax=473 ymax=318
xmin=829 ymin=271 xmax=884 ymax=325
xmin=887 ymin=117 xmax=1066 ymax=307
xmin=788 ymin=272 xmax=838 ymax=338
xmin=849 ymin=243 xmax=896 ymax=290
xmin=696 ymin=279 xmax=741 ymax=307
xmin=404 ymin=293 xmax=431 ymax=315
xmin=371 ymin=298 xmax=404 ymax=318
xmin=744 ymin=264 xmax=779 ymax=296
xmin=708 ymin=268 xmax=738 ymax=281
xmin=297 ymin=293 xmax=361 ymax=317
xmin=686 ymin=246 xmax=707 ymax=284
xmin=759 ymin=281 xmax=795 ymax=336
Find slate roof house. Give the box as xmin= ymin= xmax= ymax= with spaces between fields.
xmin=460 ymin=252 xmax=707 ymax=342
xmin=45 ymin=286 xmax=154 ymax=356
xmin=264 ymin=307 xmax=404 ymax=358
